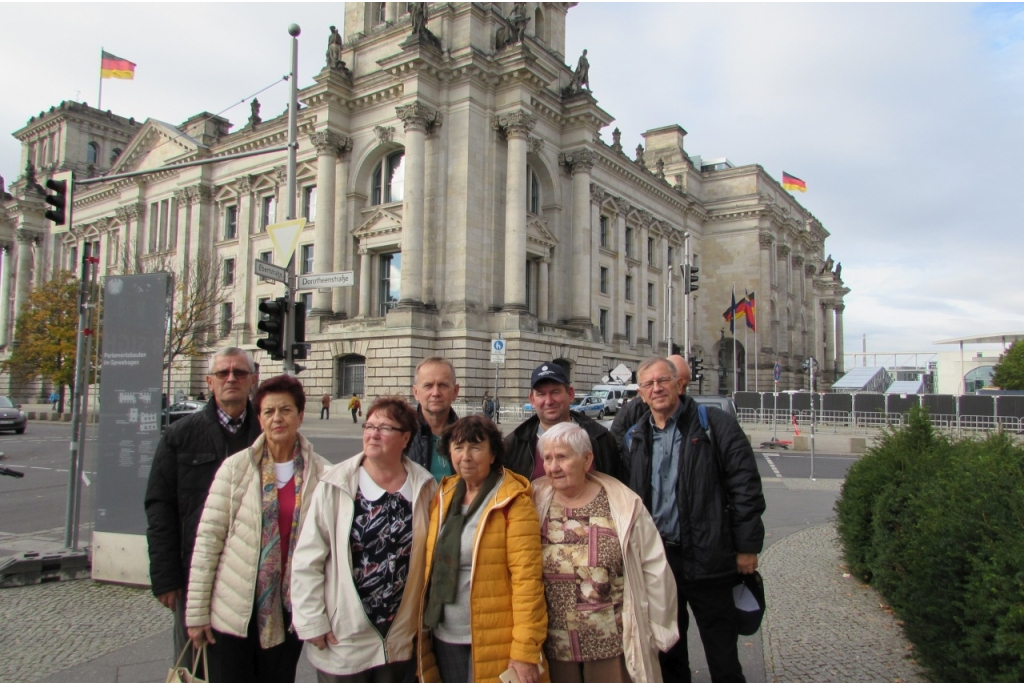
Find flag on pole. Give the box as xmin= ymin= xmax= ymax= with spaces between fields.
xmin=743 ymin=291 xmax=757 ymax=331
xmin=782 ymin=172 xmax=806 ymax=192
xmin=730 ymin=290 xmax=736 ymax=334
xmin=101 ymin=51 xmax=136 ymax=80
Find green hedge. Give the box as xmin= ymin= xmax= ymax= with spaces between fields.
xmin=835 ymin=407 xmax=1024 ymax=681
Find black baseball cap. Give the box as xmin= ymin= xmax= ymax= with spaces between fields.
xmin=530 ymin=362 xmax=570 ymax=389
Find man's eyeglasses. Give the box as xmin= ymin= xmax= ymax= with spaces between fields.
xmin=638 ymin=376 xmax=677 ymax=390
xmin=211 ymin=369 xmax=252 ymax=380
xmin=362 ymin=423 xmax=402 ymax=436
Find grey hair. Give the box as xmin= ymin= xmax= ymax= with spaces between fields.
xmin=208 ymin=346 xmax=256 ymax=374
xmin=637 ymin=356 xmax=676 ymax=380
xmin=537 ymin=421 xmax=593 ymax=460
xmin=415 ymin=356 xmax=457 ymax=385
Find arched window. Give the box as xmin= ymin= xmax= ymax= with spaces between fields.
xmin=110 ymin=148 xmax=122 ymax=164
xmin=86 ymin=141 xmax=99 ymax=165
xmin=371 ymin=151 xmax=405 ymax=205
xmin=964 ymin=366 xmax=995 ymax=393
xmin=526 ymin=165 xmax=540 ymax=214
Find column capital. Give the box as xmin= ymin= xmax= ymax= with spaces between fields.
xmin=173 ymin=188 xmax=189 ymax=204
xmin=822 ymin=298 xmax=836 ymax=310
xmin=759 ymin=232 xmax=774 ymax=249
xmin=835 ymin=303 xmax=845 ymax=313
xmin=16 ymin=229 xmax=40 ymax=245
xmin=237 ymin=174 xmax=256 ymax=194
xmin=274 ymin=166 xmax=288 ymax=184
xmin=396 ymin=102 xmax=441 ymax=133
xmin=776 ymin=244 xmax=791 ymax=258
xmin=491 ymin=111 xmax=537 ymax=139
xmin=590 ymin=182 xmax=607 ymax=204
xmin=309 ymin=130 xmax=352 ymax=156
xmin=558 ymin=149 xmax=598 ymax=175
xmin=805 ymin=263 xmax=817 ymax=277
xmin=792 ymin=254 xmax=805 ymax=267
xmin=187 ymin=184 xmax=213 ymax=205
xmin=357 ymin=246 xmax=369 ymax=256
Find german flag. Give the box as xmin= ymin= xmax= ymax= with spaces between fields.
xmin=101 ymin=51 xmax=136 ymax=80
xmin=743 ymin=291 xmax=756 ymax=331
xmin=782 ymin=172 xmax=806 ymax=193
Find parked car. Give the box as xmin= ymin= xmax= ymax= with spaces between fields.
xmin=590 ymin=384 xmax=639 ymax=415
xmin=0 ymin=396 xmax=27 ymax=434
xmin=571 ymin=395 xmax=607 ymax=420
xmin=691 ymin=394 xmax=738 ymax=419
xmin=166 ymin=400 xmax=206 ymax=424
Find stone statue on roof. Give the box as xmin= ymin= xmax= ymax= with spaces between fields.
xmin=409 ymin=2 xmax=428 ymax=35
xmin=326 ymin=25 xmax=345 ymax=70
xmin=248 ymin=99 xmax=262 ymax=128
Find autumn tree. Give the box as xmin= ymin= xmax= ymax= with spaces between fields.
xmin=991 ymin=340 xmax=1024 ymax=391
xmin=1 ymin=271 xmax=82 ymax=410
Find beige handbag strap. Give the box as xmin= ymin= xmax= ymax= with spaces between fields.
xmin=191 ymin=643 xmax=208 ymax=680
xmin=172 ymin=643 xmax=192 ymax=669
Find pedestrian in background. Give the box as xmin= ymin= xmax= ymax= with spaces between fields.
xmin=186 ymin=374 xmax=329 ymax=682
xmin=482 ymin=392 xmax=494 ymax=420
xmin=49 ymin=390 xmax=59 ymax=411
xmin=291 ymin=396 xmax=436 ymax=682
xmin=320 ymin=393 xmax=331 ymax=420
xmin=347 ymin=393 xmax=362 ymax=424
xmin=145 ymin=347 xmax=262 ymax=666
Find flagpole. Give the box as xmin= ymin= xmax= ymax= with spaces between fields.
xmin=744 ymin=316 xmax=748 ymax=392
xmin=732 ymin=284 xmax=738 ymax=396
xmin=98 ymin=48 xmax=104 ymax=110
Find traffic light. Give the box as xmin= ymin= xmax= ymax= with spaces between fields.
xmin=257 ymin=298 xmax=288 ymax=360
xmin=690 ymin=356 xmax=703 ymax=380
xmin=683 ymin=263 xmax=699 ymax=294
xmin=291 ymin=301 xmax=307 ymax=361
xmin=44 ymin=171 xmax=74 ymax=226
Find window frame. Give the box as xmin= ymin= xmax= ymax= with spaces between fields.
xmin=223 ymin=258 xmax=235 ymax=286
xmin=224 ymin=205 xmax=238 ymax=240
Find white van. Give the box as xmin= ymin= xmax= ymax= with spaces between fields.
xmin=590 ymin=384 xmax=639 ymax=415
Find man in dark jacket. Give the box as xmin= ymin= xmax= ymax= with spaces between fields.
xmin=144 ymin=347 xmax=261 ymax=661
xmin=624 ymin=356 xmax=765 ymax=683
xmin=504 ymin=362 xmax=618 ymax=480
xmin=610 ymin=353 xmax=690 ymax=453
xmin=408 ymin=357 xmax=460 ymax=481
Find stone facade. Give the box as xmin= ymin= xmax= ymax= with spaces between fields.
xmin=0 ymin=2 xmax=847 ymax=405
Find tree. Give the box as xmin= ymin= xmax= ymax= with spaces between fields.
xmin=1 ymin=271 xmax=83 ymax=411
xmin=991 ymin=340 xmax=1024 ymax=390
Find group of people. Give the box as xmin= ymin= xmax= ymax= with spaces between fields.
xmin=146 ymin=348 xmax=764 ymax=683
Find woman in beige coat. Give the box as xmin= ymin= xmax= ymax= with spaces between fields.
xmin=532 ymin=422 xmax=680 ymax=683
xmin=186 ymin=375 xmax=329 ymax=682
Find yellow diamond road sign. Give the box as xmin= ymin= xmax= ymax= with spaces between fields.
xmin=266 ymin=218 xmax=307 ymax=266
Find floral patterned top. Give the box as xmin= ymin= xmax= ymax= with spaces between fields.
xmin=350 ymin=468 xmax=414 ymax=638
xmin=540 ymin=487 xmax=625 ymax=662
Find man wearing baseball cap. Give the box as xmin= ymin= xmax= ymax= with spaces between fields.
xmin=503 ymin=362 xmax=619 ymax=480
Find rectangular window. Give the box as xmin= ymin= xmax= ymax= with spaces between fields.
xmin=301 ymin=244 xmax=314 ymax=275
xmin=647 ymin=281 xmax=655 ymax=307
xmin=378 ymin=252 xmax=401 ymax=317
xmin=224 ymin=205 xmax=238 ymax=240
xmin=223 ymin=258 xmax=235 ymax=286
xmin=600 ymin=266 xmax=609 ymax=294
xmin=303 ymin=185 xmax=317 ymax=222
xmin=258 ymin=250 xmax=273 ymax=282
xmin=219 ymin=302 xmax=233 ymax=338
xmin=69 ymin=246 xmax=78 ymax=271
xmin=647 ymin=237 xmax=655 ymax=265
xmin=148 ymin=202 xmax=158 ymax=252
xmin=625 ymin=275 xmax=633 ymax=301
xmin=599 ymin=216 xmax=609 ymax=248
xmin=648 ymin=319 xmax=655 ymax=343
xmin=261 ymin=196 xmax=276 ymax=231
xmin=299 ymin=292 xmax=312 ymax=311
xmin=159 ymin=199 xmax=169 ymax=250
xmin=667 ymin=246 xmax=675 ymax=273
xmin=625 ymin=226 xmax=634 ymax=259
xmin=599 ymin=309 xmax=608 ymax=342
xmin=625 ymin=315 xmax=633 ymax=344
xmin=526 ymin=260 xmax=536 ymax=314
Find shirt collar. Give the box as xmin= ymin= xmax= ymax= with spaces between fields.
xmin=217 ymin=405 xmax=247 ymax=432
xmin=358 ymin=465 xmax=413 ymax=502
xmin=649 ymin=398 xmax=686 ymax=431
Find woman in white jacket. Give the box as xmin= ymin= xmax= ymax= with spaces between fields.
xmin=532 ymin=422 xmax=680 ymax=683
xmin=290 ymin=395 xmax=437 ymax=682
xmin=186 ymin=374 xmax=329 ymax=682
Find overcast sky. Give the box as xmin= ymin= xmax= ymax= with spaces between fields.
xmin=2 ymin=2 xmax=1022 ymax=361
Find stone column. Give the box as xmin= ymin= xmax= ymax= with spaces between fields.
xmin=560 ymin=149 xmax=597 ymax=324
xmin=235 ymin=176 xmax=255 ymax=338
xmin=396 ymin=102 xmax=438 ymax=307
xmin=823 ymin=300 xmax=836 ymax=378
xmin=13 ymin=230 xmax=38 ymax=336
xmin=332 ymin=137 xmax=353 ymax=315
xmin=0 ymin=245 xmax=11 ymax=346
xmin=538 ymin=255 xmax=550 ymax=322
xmin=358 ymin=247 xmax=372 ymax=318
xmin=835 ymin=303 xmax=845 ymax=375
xmin=309 ymin=131 xmax=342 ymax=315
xmin=493 ymin=111 xmax=536 ymax=311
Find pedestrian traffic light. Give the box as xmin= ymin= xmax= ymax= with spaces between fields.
xmin=291 ymin=301 xmax=307 ymax=361
xmin=44 ymin=171 xmax=73 ymax=226
xmin=257 ymin=298 xmax=288 ymax=360
xmin=683 ymin=263 xmax=699 ymax=294
xmin=690 ymin=356 xmax=703 ymax=380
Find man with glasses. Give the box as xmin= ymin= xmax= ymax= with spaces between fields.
xmin=145 ymin=347 xmax=262 ymax=663
xmin=622 ymin=356 xmax=764 ymax=683
xmin=408 ymin=357 xmax=460 ymax=481
xmin=610 ymin=354 xmax=691 ymax=453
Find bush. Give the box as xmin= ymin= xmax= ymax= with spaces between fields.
xmin=835 ymin=411 xmax=1024 ymax=681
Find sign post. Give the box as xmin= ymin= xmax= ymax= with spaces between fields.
xmin=772 ymin=361 xmax=781 ymax=442
xmin=490 ymin=338 xmax=505 ymax=421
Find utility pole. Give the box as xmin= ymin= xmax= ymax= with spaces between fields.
xmin=283 ymin=23 xmax=300 ymax=375
xmin=683 ymin=231 xmax=691 ymax=358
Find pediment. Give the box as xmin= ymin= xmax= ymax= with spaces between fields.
xmin=526 ymin=215 xmax=558 ymax=249
xmin=108 ymin=119 xmax=206 ymax=175
xmin=353 ymin=207 xmax=403 ymax=238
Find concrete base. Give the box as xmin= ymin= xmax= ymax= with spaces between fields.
xmin=849 ymin=437 xmax=868 ymax=453
xmin=793 ymin=435 xmax=811 ymax=451
xmin=92 ymin=532 xmax=150 ymax=586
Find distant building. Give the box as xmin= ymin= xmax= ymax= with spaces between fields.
xmin=0 ymin=2 xmax=848 ymax=403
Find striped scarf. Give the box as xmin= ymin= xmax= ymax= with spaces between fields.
xmin=256 ymin=441 xmax=304 ymax=649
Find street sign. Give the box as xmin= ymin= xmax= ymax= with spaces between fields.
xmin=254 ymin=259 xmax=288 ymax=284
xmin=773 ymin=361 xmax=782 ymax=382
xmin=610 ymin=363 xmax=632 ymax=383
xmin=297 ymin=271 xmax=354 ymax=289
xmin=490 ymin=339 xmax=506 ymax=363
xmin=266 ymin=218 xmax=307 ymax=265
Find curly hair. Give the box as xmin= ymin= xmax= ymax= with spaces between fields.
xmin=365 ymin=395 xmax=419 ymax=439
xmin=438 ymin=415 xmax=505 ymax=469
xmin=254 ymin=374 xmax=306 ymax=414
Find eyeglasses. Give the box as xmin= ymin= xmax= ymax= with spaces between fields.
xmin=638 ymin=375 xmax=677 ymax=390
xmin=362 ymin=423 xmax=403 ymax=436
xmin=211 ymin=369 xmax=252 ymax=380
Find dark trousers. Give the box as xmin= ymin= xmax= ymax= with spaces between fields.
xmin=660 ymin=545 xmax=744 ymax=683
xmin=433 ymin=638 xmax=472 ymax=683
xmin=317 ymin=659 xmax=414 ymax=683
xmin=321 ymin=406 xmax=329 ymax=420
xmin=206 ymin=609 xmax=303 ymax=683
xmin=351 ymin=408 xmax=359 ymax=423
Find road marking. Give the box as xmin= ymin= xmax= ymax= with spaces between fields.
xmin=762 ymin=454 xmax=784 ymax=479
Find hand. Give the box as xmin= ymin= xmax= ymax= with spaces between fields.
xmin=308 ymin=631 xmax=338 ymax=650
xmin=737 ymin=552 xmax=759 ymax=574
xmin=509 ymin=659 xmax=540 ymax=684
xmin=156 ymin=589 xmax=182 ymax=610
xmin=187 ymin=625 xmax=216 ymax=648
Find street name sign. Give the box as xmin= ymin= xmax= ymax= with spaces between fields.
xmin=254 ymin=259 xmax=288 ymax=284
xmin=297 ymin=271 xmax=354 ymax=289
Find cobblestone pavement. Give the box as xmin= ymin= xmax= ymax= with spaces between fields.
xmin=760 ymin=523 xmax=927 ymax=683
xmin=0 ymin=579 xmax=167 ymax=683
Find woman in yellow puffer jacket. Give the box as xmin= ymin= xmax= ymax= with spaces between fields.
xmin=418 ymin=415 xmax=548 ymax=683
